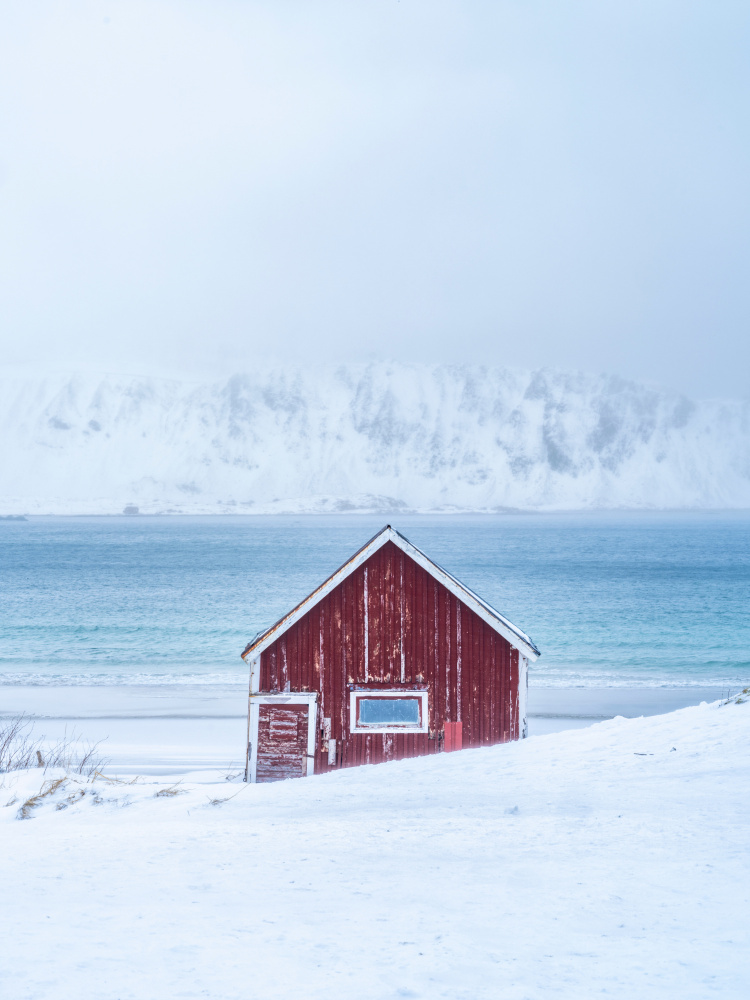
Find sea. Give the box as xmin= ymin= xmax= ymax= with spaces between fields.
xmin=1 ymin=512 xmax=749 ymax=690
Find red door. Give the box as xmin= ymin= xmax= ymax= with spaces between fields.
xmin=256 ymin=703 xmax=310 ymax=783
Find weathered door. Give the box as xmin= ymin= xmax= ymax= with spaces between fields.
xmin=255 ymin=703 xmax=311 ymax=783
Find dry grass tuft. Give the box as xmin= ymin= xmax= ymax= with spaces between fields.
xmin=0 ymin=716 xmax=109 ymax=777
xmin=17 ymin=777 xmax=67 ymax=820
xmin=92 ymin=771 xmax=141 ymax=785
xmin=206 ymin=788 xmax=244 ymax=807
xmin=722 ymin=687 xmax=749 ymax=707
xmin=56 ymin=788 xmax=86 ymax=811
xmin=155 ymin=782 xmax=186 ymax=798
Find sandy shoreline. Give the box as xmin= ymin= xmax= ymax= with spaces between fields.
xmin=1 ymin=682 xmax=731 ymax=775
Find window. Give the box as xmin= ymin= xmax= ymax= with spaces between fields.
xmin=359 ymin=698 xmax=420 ymax=726
xmin=349 ymin=690 xmax=429 ymax=734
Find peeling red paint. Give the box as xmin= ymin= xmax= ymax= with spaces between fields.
xmin=247 ymin=537 xmax=525 ymax=776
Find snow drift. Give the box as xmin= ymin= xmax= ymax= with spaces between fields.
xmin=2 ymin=697 xmax=749 ymax=998
xmin=1 ymin=364 xmax=749 ymax=513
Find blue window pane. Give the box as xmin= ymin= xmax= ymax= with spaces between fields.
xmin=358 ymin=698 xmax=420 ymax=726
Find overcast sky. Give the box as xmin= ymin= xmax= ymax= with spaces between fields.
xmin=0 ymin=1 xmax=748 ymax=398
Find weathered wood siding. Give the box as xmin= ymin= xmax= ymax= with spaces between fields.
xmin=255 ymin=703 xmax=310 ymax=783
xmin=259 ymin=540 xmax=520 ymax=773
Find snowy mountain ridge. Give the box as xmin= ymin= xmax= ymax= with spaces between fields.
xmin=1 ymin=364 xmax=749 ymax=513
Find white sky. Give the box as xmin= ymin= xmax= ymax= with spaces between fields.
xmin=0 ymin=1 xmax=748 ymax=398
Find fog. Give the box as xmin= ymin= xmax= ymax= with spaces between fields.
xmin=0 ymin=1 xmax=748 ymax=398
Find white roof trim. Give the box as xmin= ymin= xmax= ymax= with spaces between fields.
xmin=242 ymin=525 xmax=541 ymax=663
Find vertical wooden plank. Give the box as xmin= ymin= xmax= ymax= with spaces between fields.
xmin=382 ymin=545 xmax=391 ymax=684
xmin=462 ymin=611 xmax=471 ymax=745
xmin=441 ymin=588 xmax=450 ymax=731
xmin=299 ymin=617 xmax=307 ymax=691
xmin=433 ymin=586 xmax=443 ymax=735
xmin=476 ymin=619 xmax=483 ymax=745
xmin=354 ymin=567 xmax=364 ymax=683
xmin=345 ymin=574 xmax=355 ymax=685
xmin=420 ymin=563 xmax=429 ymax=685
xmin=506 ymin=638 xmax=513 ymax=742
xmin=488 ymin=630 xmax=496 ymax=743
xmin=341 ymin=574 xmax=348 ymax=685
xmin=401 ymin=555 xmax=411 ymax=683
xmin=328 ymin=590 xmax=339 ymax=755
xmin=369 ymin=549 xmax=378 ymax=683
xmin=482 ymin=622 xmax=491 ymax=745
xmin=305 ymin=615 xmax=313 ymax=692
xmin=386 ymin=547 xmax=393 ymax=683
xmin=432 ymin=581 xmax=440 ymax=734
xmin=280 ymin=637 xmax=289 ymax=692
xmin=378 ymin=546 xmax=384 ymax=682
xmin=478 ymin=616 xmax=486 ymax=745
xmin=316 ymin=605 xmax=325 ymax=771
xmin=409 ymin=555 xmax=417 ymax=683
xmin=287 ymin=627 xmax=297 ymax=693
xmin=269 ymin=646 xmax=276 ymax=692
xmin=336 ymin=583 xmax=346 ymax=753
xmin=321 ymin=598 xmax=328 ymax=726
xmin=399 ymin=550 xmax=406 ymax=683
xmin=469 ymin=611 xmax=478 ymax=746
xmin=362 ymin=565 xmax=368 ymax=682
xmin=312 ymin=606 xmax=321 ymax=699
xmin=351 ymin=574 xmax=362 ymax=684
xmin=475 ymin=613 xmax=483 ymax=746
xmin=472 ymin=616 xmax=480 ymax=746
xmin=296 ymin=622 xmax=302 ymax=691
xmin=393 ymin=545 xmax=400 ymax=683
xmin=497 ymin=636 xmax=506 ymax=744
xmin=499 ymin=636 xmax=507 ymax=743
xmin=455 ymin=599 xmax=462 ymax=723
xmin=293 ymin=619 xmax=301 ymax=692
xmin=394 ymin=545 xmax=400 ymax=682
xmin=426 ymin=576 xmax=435 ymax=715
xmin=326 ymin=594 xmax=335 ymax=750
xmin=413 ymin=559 xmax=422 ymax=685
xmin=380 ymin=545 xmax=391 ymax=684
xmin=369 ymin=551 xmax=380 ymax=682
xmin=448 ymin=594 xmax=457 ymax=724
xmin=269 ymin=646 xmax=278 ymax=692
xmin=510 ymin=647 xmax=519 ymax=740
xmin=332 ymin=593 xmax=340 ymax=762
xmin=388 ymin=542 xmax=394 ymax=684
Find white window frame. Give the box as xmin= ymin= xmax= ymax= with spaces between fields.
xmin=349 ymin=689 xmax=429 ymax=735
xmin=246 ymin=692 xmax=318 ymax=784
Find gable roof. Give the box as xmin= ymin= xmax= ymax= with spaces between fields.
xmin=242 ymin=525 xmax=541 ymax=663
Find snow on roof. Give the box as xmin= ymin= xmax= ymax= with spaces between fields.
xmin=242 ymin=525 xmax=541 ymax=662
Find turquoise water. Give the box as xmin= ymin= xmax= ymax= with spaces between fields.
xmin=1 ymin=513 xmax=748 ymax=688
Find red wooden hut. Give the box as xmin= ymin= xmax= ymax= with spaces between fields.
xmin=241 ymin=525 xmax=540 ymax=782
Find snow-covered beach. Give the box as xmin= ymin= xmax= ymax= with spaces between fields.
xmin=3 ymin=0 xmax=749 ymax=994
xmin=2 ymin=695 xmax=748 ymax=999
xmin=1 ymin=683 xmax=728 ymax=774
xmin=2 ymin=514 xmax=747 ymax=995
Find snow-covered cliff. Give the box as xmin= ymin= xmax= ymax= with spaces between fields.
xmin=1 ymin=365 xmax=748 ymax=513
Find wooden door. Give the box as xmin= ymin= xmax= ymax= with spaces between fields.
xmin=255 ymin=703 xmax=311 ymax=783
